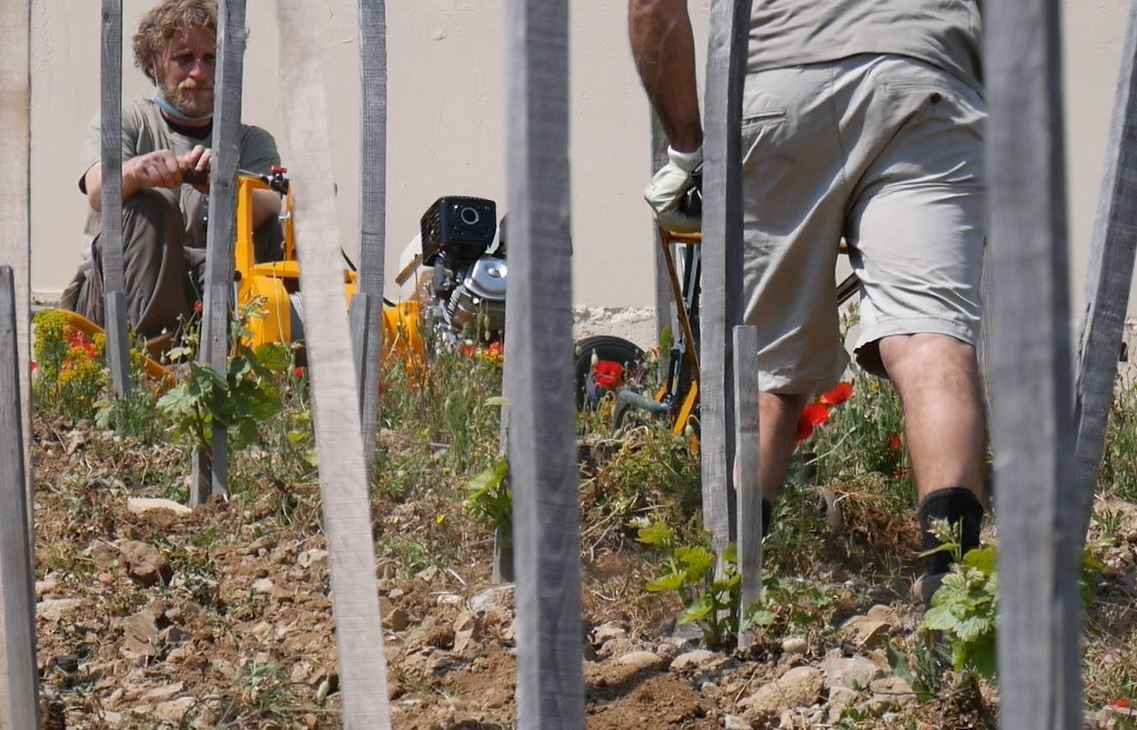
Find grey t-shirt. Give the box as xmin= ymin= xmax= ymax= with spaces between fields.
xmin=79 ymin=97 xmax=280 ymax=257
xmin=748 ymin=1 xmax=983 ymax=91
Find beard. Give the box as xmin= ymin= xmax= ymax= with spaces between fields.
xmin=159 ymin=78 xmax=214 ymax=119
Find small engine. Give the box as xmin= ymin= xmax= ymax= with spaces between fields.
xmin=419 ymin=196 xmax=507 ymax=340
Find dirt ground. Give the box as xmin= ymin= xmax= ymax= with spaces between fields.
xmin=28 ymin=419 xmax=1137 ymax=729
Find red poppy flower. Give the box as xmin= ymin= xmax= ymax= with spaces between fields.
xmin=591 ymin=360 xmax=624 ymax=390
xmin=891 ymin=468 xmax=910 ymax=479
xmin=193 ymin=300 xmax=203 ymax=314
xmin=889 ymin=432 xmax=902 ymax=451
xmin=461 ymin=344 xmax=475 ymax=358
xmin=294 ymin=366 xmax=306 ymax=379
xmin=819 ymin=381 xmax=854 ymax=406
xmin=801 ymin=403 xmax=830 ymax=427
xmin=1109 ymin=698 xmax=1131 ymax=710
xmin=65 ymin=329 xmax=97 ymax=358
xmin=794 ymin=418 xmax=814 ymax=443
xmin=29 ymin=361 xmax=37 ymax=373
xmin=486 ymin=341 xmax=503 ymax=358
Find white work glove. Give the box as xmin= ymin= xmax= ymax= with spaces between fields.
xmin=644 ymin=145 xmax=703 ymax=234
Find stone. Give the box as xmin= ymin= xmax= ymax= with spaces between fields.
xmin=862 ymin=675 xmax=912 ymax=713
xmin=739 ymin=666 xmax=824 ymax=720
xmin=724 ymin=714 xmax=752 ymax=729
xmin=470 ymin=584 xmax=515 ymax=613
xmin=596 ymin=638 xmax=639 ymax=660
xmin=826 ymin=686 xmax=859 ymax=724
xmin=252 ymin=578 xmax=275 ymax=595
xmin=591 ymin=622 xmax=627 ymax=647
xmin=821 ymin=655 xmax=885 ymax=691
xmin=616 ymin=651 xmax=667 ymax=673
xmin=154 ymin=697 xmax=195 ymax=723
xmin=781 ymin=636 xmax=808 ymax=655
xmin=141 ymin=683 xmax=184 ymax=702
xmin=120 ymin=604 xmax=170 ymax=662
xmin=35 ymin=578 xmax=59 ymax=598
xmin=297 ymin=549 xmax=328 ymax=569
xmin=838 ymin=615 xmax=890 ymax=650
xmin=383 ymin=608 xmax=410 ymax=631
xmin=119 ymin=540 xmax=173 ymax=587
xmin=436 ymin=593 xmax=464 ymax=607
xmin=870 ymin=674 xmax=912 ymax=696
xmin=37 ymin=598 xmax=83 ymax=622
xmin=865 ymin=604 xmax=901 ymax=626
xmin=670 ymin=649 xmax=728 ymax=675
xmin=126 ymin=497 xmax=192 ymax=516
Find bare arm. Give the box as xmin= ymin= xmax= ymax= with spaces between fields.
xmin=83 ymin=145 xmax=280 ymax=226
xmin=628 ymin=0 xmax=703 ymax=151
xmin=83 ymin=149 xmax=184 ymax=212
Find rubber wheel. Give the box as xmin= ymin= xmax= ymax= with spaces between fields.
xmin=573 ymin=335 xmax=645 ymax=410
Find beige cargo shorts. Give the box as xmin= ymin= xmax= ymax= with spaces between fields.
xmin=740 ymin=54 xmax=986 ymax=394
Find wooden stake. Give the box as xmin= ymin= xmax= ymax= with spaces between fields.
xmin=986 ymin=0 xmax=1083 ymax=725
xmin=0 ymin=0 xmax=33 ymax=541
xmin=356 ymin=0 xmax=388 ymax=473
xmin=699 ymin=0 xmax=752 ymax=559
xmin=504 ymin=0 xmax=584 ymax=725
xmin=1073 ymin=0 xmax=1137 ymax=542
xmin=191 ymin=0 xmax=247 ymax=505
xmin=99 ymin=0 xmax=132 ymax=397
xmin=733 ymin=325 xmax=761 ymax=652
xmin=277 ymin=4 xmax=392 ymax=726
xmin=0 ymin=267 xmax=40 ymax=730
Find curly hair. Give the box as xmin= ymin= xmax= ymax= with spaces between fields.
xmin=132 ymin=0 xmax=218 ymax=83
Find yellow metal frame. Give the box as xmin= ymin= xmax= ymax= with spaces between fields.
xmin=234 ymin=174 xmax=425 ymax=367
xmin=655 ymin=228 xmax=703 ymax=437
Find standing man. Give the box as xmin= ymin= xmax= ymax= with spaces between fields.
xmin=62 ymin=0 xmax=282 ymax=340
xmin=629 ymin=1 xmax=988 ymax=605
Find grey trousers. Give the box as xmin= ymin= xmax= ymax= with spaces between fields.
xmin=62 ymin=189 xmax=282 ymax=340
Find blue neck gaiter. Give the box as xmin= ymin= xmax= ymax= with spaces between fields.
xmin=152 ymin=89 xmax=213 ymax=126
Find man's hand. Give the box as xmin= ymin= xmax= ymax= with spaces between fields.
xmin=122 ymin=149 xmax=185 ymax=191
xmin=644 ymin=145 xmax=702 ymax=233
xmin=180 ymin=145 xmax=212 ymax=194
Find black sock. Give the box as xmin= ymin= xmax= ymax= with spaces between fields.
xmin=917 ymin=487 xmax=984 ymax=576
xmin=761 ymin=498 xmax=773 ymax=538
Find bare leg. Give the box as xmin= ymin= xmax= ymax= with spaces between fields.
xmin=877 ymin=333 xmax=986 ymax=502
xmin=757 ymin=391 xmax=809 ymax=503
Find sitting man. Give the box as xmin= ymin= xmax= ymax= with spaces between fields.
xmin=62 ymin=0 xmax=283 ymax=340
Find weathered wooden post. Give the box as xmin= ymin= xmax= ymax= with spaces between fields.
xmin=277 ymin=4 xmax=393 ymax=727
xmin=1073 ymin=0 xmax=1137 ymax=542
xmin=0 ymin=0 xmax=33 ymax=535
xmin=99 ymin=0 xmax=133 ymax=397
xmin=986 ymin=0 xmax=1083 ymax=725
xmin=191 ymin=0 xmax=246 ymax=506
xmin=504 ymin=0 xmax=585 ymax=725
xmin=700 ymin=0 xmax=752 ymax=557
xmin=733 ymin=325 xmax=761 ymax=651
xmin=651 ymin=113 xmax=674 ymax=362
xmin=0 ymin=267 xmax=41 ymax=730
xmin=353 ymin=0 xmax=387 ymax=473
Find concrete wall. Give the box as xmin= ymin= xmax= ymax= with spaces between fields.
xmin=27 ymin=2 xmax=1134 ymax=341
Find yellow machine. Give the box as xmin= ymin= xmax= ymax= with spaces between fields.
xmin=232 ymin=169 xmax=425 ymax=368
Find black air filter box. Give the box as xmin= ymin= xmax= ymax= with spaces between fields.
xmin=420 ymin=196 xmax=497 ymax=265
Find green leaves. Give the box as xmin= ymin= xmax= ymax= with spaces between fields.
xmin=156 ymin=300 xmax=290 ymax=453
xmin=921 ymin=554 xmax=999 ymax=679
xmin=464 ymin=458 xmax=511 ymax=547
xmin=635 ymin=522 xmax=740 ymax=648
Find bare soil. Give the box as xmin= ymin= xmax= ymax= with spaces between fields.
xmin=30 ymin=418 xmax=1137 ymax=729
